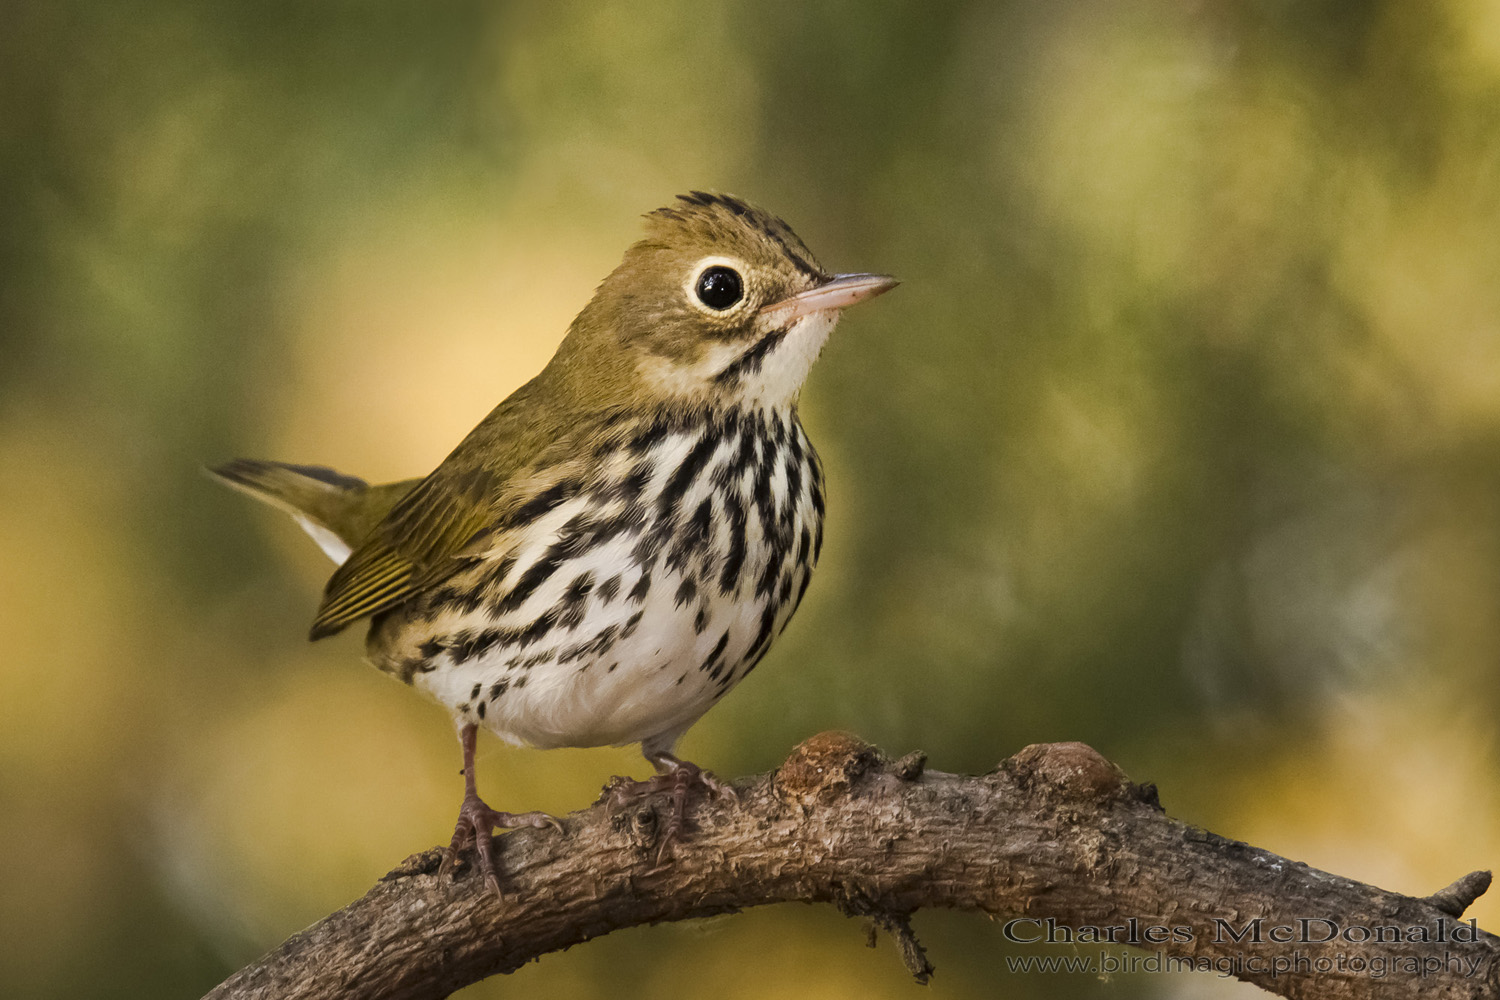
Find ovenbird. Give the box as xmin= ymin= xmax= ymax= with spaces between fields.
xmin=212 ymin=192 xmax=897 ymax=893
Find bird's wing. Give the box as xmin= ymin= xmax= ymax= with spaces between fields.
xmin=307 ymin=468 xmax=497 ymax=639
xmin=307 ymin=378 xmax=569 ymax=640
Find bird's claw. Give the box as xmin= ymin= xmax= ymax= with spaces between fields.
xmin=600 ymin=758 xmax=736 ymax=864
xmin=442 ymin=791 xmax=561 ymax=896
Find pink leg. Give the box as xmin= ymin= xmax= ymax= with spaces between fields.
xmin=443 ymin=724 xmax=561 ymax=896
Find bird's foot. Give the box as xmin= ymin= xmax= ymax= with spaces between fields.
xmin=601 ymin=756 xmax=737 ymax=864
xmin=440 ymin=790 xmax=561 ymax=897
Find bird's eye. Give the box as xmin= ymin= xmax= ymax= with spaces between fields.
xmin=695 ymin=266 xmax=743 ymax=310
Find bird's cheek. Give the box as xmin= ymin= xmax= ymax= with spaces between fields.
xmin=632 ymin=342 xmax=744 ymax=401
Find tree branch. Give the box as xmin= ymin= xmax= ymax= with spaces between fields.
xmin=204 ymin=733 xmax=1497 ymax=1000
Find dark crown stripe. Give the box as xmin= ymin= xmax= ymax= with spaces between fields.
xmin=673 ymin=191 xmax=823 ymax=279
xmin=764 ymin=230 xmax=823 ymax=280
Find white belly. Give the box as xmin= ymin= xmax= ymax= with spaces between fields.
xmin=414 ymin=548 xmax=771 ymax=749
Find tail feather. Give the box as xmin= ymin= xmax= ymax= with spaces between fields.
xmin=215 ymin=459 xmax=368 ymax=495
xmin=208 ymin=459 xmax=415 ymax=565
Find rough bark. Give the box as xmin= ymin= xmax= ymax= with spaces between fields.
xmin=204 ymin=734 xmax=1497 ymax=1000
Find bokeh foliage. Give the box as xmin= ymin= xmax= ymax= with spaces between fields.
xmin=4 ymin=2 xmax=1500 ymax=998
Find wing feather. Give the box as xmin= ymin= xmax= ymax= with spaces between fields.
xmin=308 ymin=472 xmax=494 ymax=638
xmin=305 ymin=377 xmax=581 ymax=639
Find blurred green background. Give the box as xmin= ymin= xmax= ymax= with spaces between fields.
xmin=4 ymin=1 xmax=1500 ymax=997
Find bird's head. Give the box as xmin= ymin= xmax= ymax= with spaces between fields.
xmin=547 ymin=192 xmax=897 ymax=413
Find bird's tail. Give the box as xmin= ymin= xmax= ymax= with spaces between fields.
xmin=208 ymin=459 xmax=417 ymax=566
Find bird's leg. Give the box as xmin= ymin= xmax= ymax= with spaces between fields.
xmin=441 ymin=723 xmax=561 ymax=896
xmin=602 ymin=745 xmax=737 ymax=864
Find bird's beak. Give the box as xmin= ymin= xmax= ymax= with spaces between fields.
xmin=762 ymin=272 xmax=900 ymax=322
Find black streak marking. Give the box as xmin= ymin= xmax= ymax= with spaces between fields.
xmin=507 ymin=478 xmax=582 ymax=529
xmin=753 ymin=448 xmax=777 ymax=541
xmin=701 ymin=630 xmax=730 ymax=673
xmin=659 ymin=433 xmax=719 ymax=517
xmin=730 ymin=425 xmax=758 ymax=481
xmin=452 ymin=629 xmax=505 ymax=664
xmin=784 ymin=453 xmax=803 ymax=514
xmin=757 ymin=553 xmax=781 ymax=599
xmin=749 ymin=601 xmax=778 ymax=659
xmin=719 ymin=490 xmax=748 ymax=595
xmin=427 ymin=585 xmax=485 ymax=615
xmin=558 ymin=625 xmax=621 ymax=664
xmin=629 ymin=571 xmax=651 ymax=602
xmin=516 ymin=607 xmax=559 ymax=648
xmin=668 ymin=499 xmax=713 ymax=572
xmin=481 ymin=553 xmax=518 ymax=591
xmin=492 ymin=549 xmax=563 ymax=614
xmin=793 ymin=568 xmax=813 ymax=611
xmin=584 ymin=505 xmax=647 ymax=551
xmin=563 ymin=572 xmax=595 ymax=605
xmin=616 ymin=464 xmax=651 ymax=500
xmin=621 ymin=610 xmax=644 ymax=638
xmin=715 ymin=328 xmax=788 ymax=385
xmin=628 ymin=418 xmax=671 ymax=455
xmin=741 ymin=642 xmax=772 ymax=680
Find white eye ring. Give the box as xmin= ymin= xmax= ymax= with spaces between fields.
xmin=686 ymin=256 xmax=749 ymax=313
